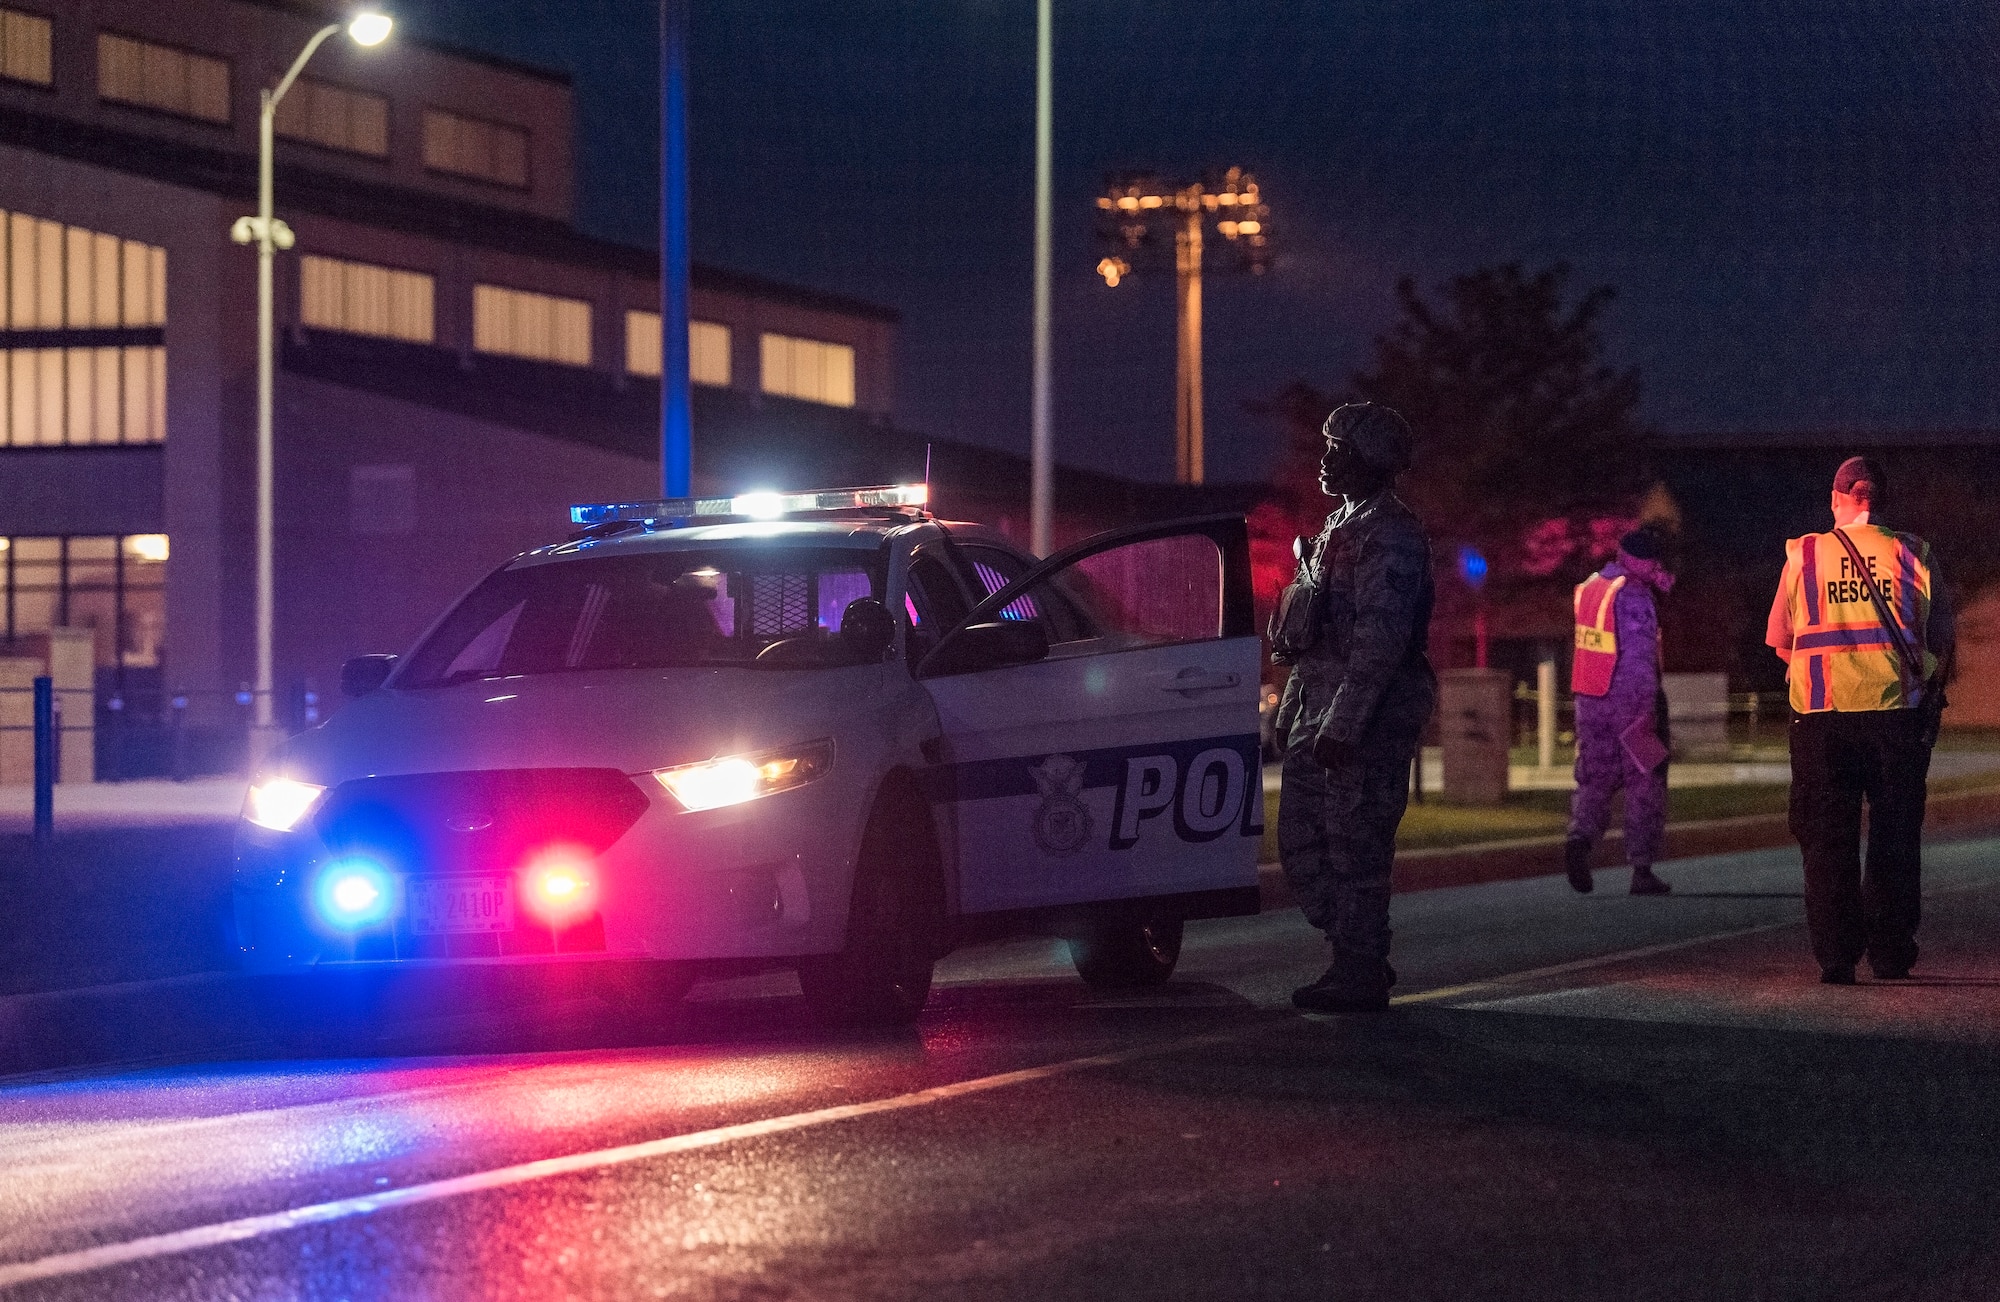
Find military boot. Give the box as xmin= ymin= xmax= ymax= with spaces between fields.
xmin=1565 ymin=838 xmax=1594 ymax=893
xmin=1629 ymin=865 xmax=1672 ymax=896
xmin=1293 ymin=958 xmax=1393 ymax=1014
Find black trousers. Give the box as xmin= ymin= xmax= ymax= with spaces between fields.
xmin=1788 ymin=709 xmax=1932 ymax=971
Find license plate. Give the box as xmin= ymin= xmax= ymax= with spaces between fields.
xmin=409 ymin=875 xmax=515 ymax=935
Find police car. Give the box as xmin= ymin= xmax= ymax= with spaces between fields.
xmin=233 ymin=485 xmax=1262 ymax=1025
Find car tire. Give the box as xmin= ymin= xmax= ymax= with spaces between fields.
xmin=798 ymin=776 xmax=945 ymax=1028
xmin=1069 ymin=906 xmax=1184 ymax=989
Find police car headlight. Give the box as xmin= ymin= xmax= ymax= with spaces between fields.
xmin=653 ymin=741 xmax=833 ymax=812
xmin=244 ymin=776 xmax=327 ymax=832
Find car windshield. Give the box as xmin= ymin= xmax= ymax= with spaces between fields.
xmin=398 ymin=546 xmax=886 ymax=686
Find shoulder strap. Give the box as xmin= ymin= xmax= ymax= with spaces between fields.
xmin=1830 ymin=527 xmax=1922 ymax=694
xmin=1596 ymin=575 xmax=1625 ymax=629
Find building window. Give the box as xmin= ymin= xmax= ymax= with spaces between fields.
xmin=760 ymin=333 xmax=855 ymax=408
xmin=0 ymin=211 xmax=167 ymax=446
xmin=300 ymin=255 xmax=433 ymax=344
xmin=423 ymin=108 xmax=529 ymax=188
xmin=0 ymin=534 xmax=167 ymax=669
xmin=97 ymin=33 xmax=230 ymax=124
xmin=0 ymin=8 xmax=53 ymax=87
xmin=275 ymin=78 xmax=389 ymax=158
xmin=473 ymin=284 xmax=590 ymax=367
xmin=624 ymin=311 xmax=730 ymax=386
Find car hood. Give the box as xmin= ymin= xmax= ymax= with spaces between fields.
xmin=278 ymin=665 xmax=894 ymax=784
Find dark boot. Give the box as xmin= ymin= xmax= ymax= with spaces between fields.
xmin=1868 ymin=943 xmax=1918 ymax=980
xmin=1294 ymin=957 xmax=1393 ymax=1013
xmin=1820 ymin=963 xmax=1856 ymax=985
xmin=1565 ymin=838 xmax=1594 ymax=893
xmin=1291 ymin=963 xmax=1341 ymax=1005
xmin=1629 ymin=865 xmax=1671 ymax=896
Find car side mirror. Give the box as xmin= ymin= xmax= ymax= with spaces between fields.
xmin=340 ymin=654 xmax=397 ymax=698
xmin=839 ymin=597 xmax=896 ymax=661
xmin=921 ymin=620 xmax=1050 ymax=677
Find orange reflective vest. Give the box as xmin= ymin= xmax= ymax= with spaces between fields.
xmin=1781 ymin=525 xmax=1936 ymax=713
xmin=1572 ymin=572 xmax=1626 ymax=697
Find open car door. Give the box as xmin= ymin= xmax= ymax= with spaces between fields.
xmin=918 ymin=515 xmax=1262 ymax=919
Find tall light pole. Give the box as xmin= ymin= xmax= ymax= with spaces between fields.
xmin=232 ymin=9 xmax=392 ymax=764
xmin=1095 ymin=168 xmax=1270 ymax=485
xmin=660 ymin=0 xmax=693 ymax=497
xmin=1029 ymin=0 xmax=1053 ymax=556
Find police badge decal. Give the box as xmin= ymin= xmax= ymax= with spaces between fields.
xmin=1029 ymin=754 xmax=1093 ymax=856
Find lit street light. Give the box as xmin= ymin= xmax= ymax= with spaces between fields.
xmin=231 ymin=9 xmax=392 ymax=762
xmin=1095 ymin=167 xmax=1271 ymax=485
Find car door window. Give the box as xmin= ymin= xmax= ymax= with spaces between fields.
xmin=983 ymin=532 xmax=1223 ymax=658
xmin=902 ymin=552 xmax=970 ymax=669
xmin=959 ymin=543 xmax=1096 ymax=645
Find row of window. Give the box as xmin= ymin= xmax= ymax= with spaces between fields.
xmin=0 ymin=209 xmax=167 ymax=447
xmin=2 ymin=211 xmax=167 ymax=332
xmin=300 ymin=254 xmax=860 ymax=408
xmin=0 ymin=534 xmax=168 ymax=670
xmin=1 ymin=346 xmax=166 ymax=447
xmin=0 ymin=11 xmax=530 ymax=189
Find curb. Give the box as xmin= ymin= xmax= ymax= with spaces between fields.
xmin=1257 ymin=785 xmax=2000 ymax=912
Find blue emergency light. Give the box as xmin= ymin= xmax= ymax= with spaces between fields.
xmin=570 ymin=483 xmax=928 ymax=527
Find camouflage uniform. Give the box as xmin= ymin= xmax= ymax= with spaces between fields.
xmin=1275 ymin=492 xmax=1437 ymax=988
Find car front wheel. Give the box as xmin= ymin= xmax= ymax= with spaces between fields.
xmin=798 ymin=776 xmax=945 ymax=1027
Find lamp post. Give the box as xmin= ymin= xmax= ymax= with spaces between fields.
xmin=659 ymin=0 xmax=692 ymax=498
xmin=1094 ymin=167 xmax=1270 ymax=485
xmin=1029 ymin=0 xmax=1053 ymax=556
xmin=231 ymin=9 xmax=391 ymax=763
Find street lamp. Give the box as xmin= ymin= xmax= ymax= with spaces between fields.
xmin=231 ymin=9 xmax=392 ymax=762
xmin=1094 ymin=167 xmax=1271 ymax=485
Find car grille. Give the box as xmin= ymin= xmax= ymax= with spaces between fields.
xmin=313 ymin=767 xmax=651 ymax=879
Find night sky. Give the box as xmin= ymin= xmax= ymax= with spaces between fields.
xmin=389 ymin=1 xmax=2000 ymax=484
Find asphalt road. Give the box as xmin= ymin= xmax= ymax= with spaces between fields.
xmin=4 ymin=839 xmax=2000 ymax=1301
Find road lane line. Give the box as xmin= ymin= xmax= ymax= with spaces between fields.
xmin=1387 ymin=923 xmax=1800 ymax=1007
xmin=0 ymin=1033 xmax=1232 ymax=1291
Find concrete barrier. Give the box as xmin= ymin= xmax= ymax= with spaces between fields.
xmin=1664 ymin=671 xmax=1730 ymax=760
xmin=1440 ymin=668 xmax=1512 ymax=805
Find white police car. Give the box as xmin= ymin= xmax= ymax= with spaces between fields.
xmin=234 ymin=485 xmax=1262 ymax=1024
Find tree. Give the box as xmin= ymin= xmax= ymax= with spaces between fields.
xmin=1352 ymin=262 xmax=1655 ymax=589
xmin=1253 ymin=263 xmax=1657 ymax=602
xmin=1248 ymin=264 xmax=1663 ymax=673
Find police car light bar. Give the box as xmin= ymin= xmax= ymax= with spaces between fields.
xmin=570 ymin=483 xmax=929 ymax=527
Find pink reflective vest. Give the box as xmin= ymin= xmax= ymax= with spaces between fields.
xmin=1571 ymin=572 xmax=1626 ymax=698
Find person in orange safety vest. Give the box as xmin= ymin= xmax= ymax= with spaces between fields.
xmin=1767 ymin=455 xmax=1954 ymax=985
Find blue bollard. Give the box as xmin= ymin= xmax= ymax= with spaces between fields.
xmin=33 ymin=675 xmax=53 ymax=845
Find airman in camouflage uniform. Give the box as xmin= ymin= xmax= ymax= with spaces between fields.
xmin=1273 ymin=403 xmax=1437 ymax=1013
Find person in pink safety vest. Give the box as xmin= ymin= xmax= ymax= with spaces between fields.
xmin=1565 ymin=528 xmax=1674 ymax=896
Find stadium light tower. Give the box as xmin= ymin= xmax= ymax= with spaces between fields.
xmin=1095 ymin=167 xmax=1271 ymax=485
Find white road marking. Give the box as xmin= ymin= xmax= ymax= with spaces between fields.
xmin=1387 ymin=922 xmax=1799 ymax=1007
xmin=0 ymin=1034 xmax=1229 ymax=1291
